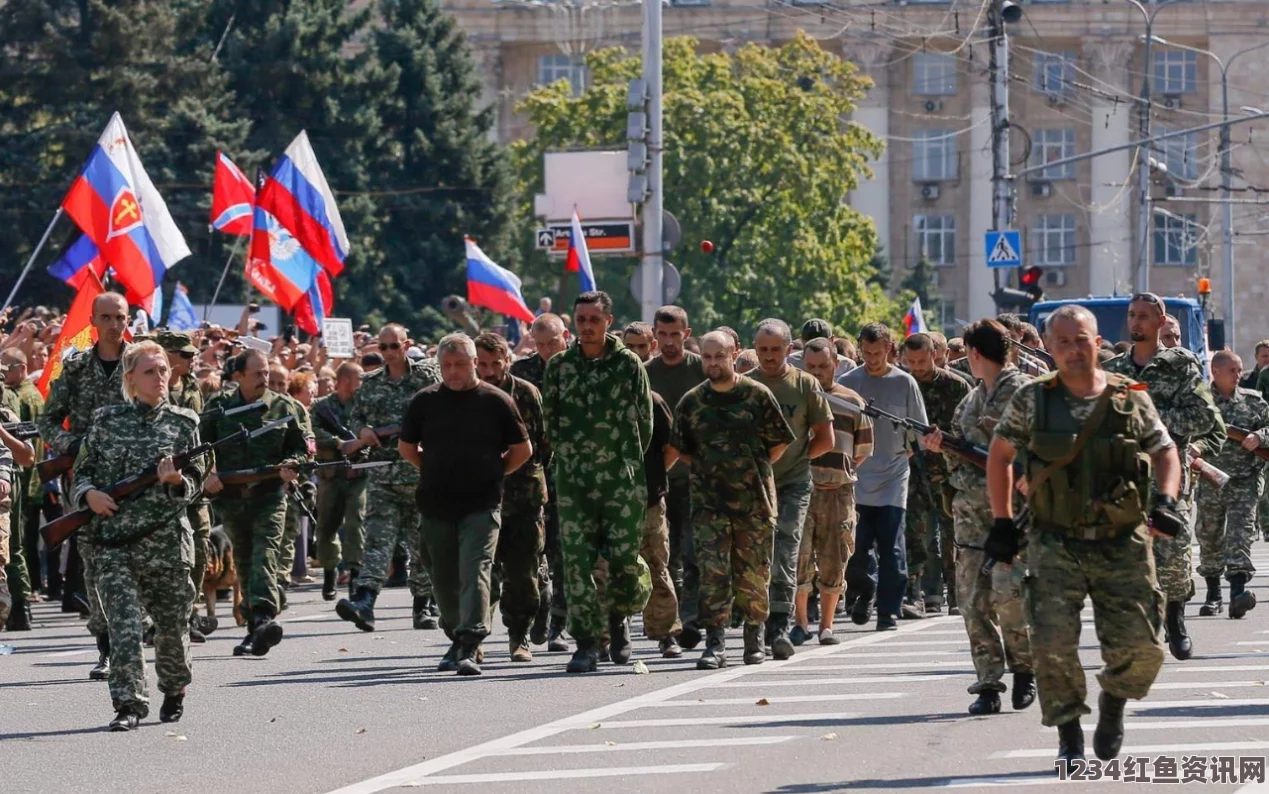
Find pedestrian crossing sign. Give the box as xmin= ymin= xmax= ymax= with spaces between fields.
xmin=985 ymin=230 xmax=1022 ymax=269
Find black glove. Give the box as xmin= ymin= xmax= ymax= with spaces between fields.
xmin=1149 ymin=494 xmax=1186 ymax=538
xmin=984 ymin=518 xmax=1020 ymax=565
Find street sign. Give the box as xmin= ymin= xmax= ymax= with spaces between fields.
xmin=535 ymin=220 xmax=636 ymax=256
xmin=985 ymin=230 xmax=1022 ymax=269
xmin=630 ymin=262 xmax=682 ymax=304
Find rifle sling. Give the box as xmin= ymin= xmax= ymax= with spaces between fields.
xmin=1027 ymin=383 xmax=1116 ymax=495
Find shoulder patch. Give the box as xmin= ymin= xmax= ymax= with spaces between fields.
xmin=1033 ymin=371 xmax=1061 ymax=389
xmin=1128 ymin=382 xmax=1149 ymax=391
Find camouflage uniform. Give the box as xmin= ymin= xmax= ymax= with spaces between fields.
xmin=994 ymin=372 xmax=1171 ymax=727
xmin=1256 ymin=368 xmax=1269 ymax=540
xmin=491 ymin=373 xmax=547 ymax=637
xmin=511 ymin=353 xmax=562 ymax=622
xmin=201 ymin=389 xmax=311 ymax=625
xmin=908 ymin=368 xmax=970 ymax=608
xmin=72 ymin=401 xmax=205 ymax=718
xmin=542 ymin=334 xmax=653 ymax=641
xmin=310 ymin=392 xmax=368 ymax=570
xmin=349 ymin=358 xmax=440 ymax=597
xmin=0 ymin=419 xmax=13 ymax=624
xmin=1 ymin=394 xmax=28 ymax=612
xmin=168 ymin=365 xmax=212 ymax=622
xmin=278 ymin=394 xmax=315 ymax=591
xmin=1196 ymin=387 xmax=1269 ymax=583
xmin=11 ymin=379 xmax=44 ymax=609
xmin=38 ymin=342 xmax=131 ymax=640
xmin=1104 ymin=345 xmax=1223 ymax=602
xmin=947 ymin=366 xmax=1034 ymax=694
xmin=671 ymin=377 xmax=795 ymax=628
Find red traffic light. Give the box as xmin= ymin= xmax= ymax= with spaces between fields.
xmin=700 ymin=240 xmax=715 ymax=254
xmin=1019 ymin=266 xmax=1043 ymax=288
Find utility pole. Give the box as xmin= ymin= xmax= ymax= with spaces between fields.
xmin=1135 ymin=32 xmax=1155 ymax=293
xmin=637 ymin=0 xmax=663 ymax=323
xmin=988 ymin=0 xmax=1019 ymax=293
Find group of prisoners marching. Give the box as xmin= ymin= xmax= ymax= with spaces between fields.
xmin=0 ymin=287 xmax=1263 ymax=772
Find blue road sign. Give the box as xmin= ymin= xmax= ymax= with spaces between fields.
xmin=985 ymin=230 xmax=1022 ymax=269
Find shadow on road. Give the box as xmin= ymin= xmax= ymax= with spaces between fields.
xmin=767 ymin=769 xmax=1056 ymax=791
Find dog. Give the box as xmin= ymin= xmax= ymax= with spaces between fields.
xmin=203 ymin=527 xmax=244 ymax=628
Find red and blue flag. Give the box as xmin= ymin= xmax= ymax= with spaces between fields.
xmin=251 ymin=131 xmax=347 ymax=277
xmin=210 ymin=152 xmax=255 ymax=236
xmin=465 ymin=238 xmax=534 ymax=324
xmin=902 ymin=297 xmax=928 ymax=337
xmin=47 ymin=235 xmax=109 ymax=290
xmin=246 ymin=207 xmax=332 ymax=335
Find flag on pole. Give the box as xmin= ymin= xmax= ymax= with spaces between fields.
xmin=251 ymin=131 xmax=347 ymax=277
xmin=37 ymin=269 xmax=105 ymax=398
xmin=292 ymin=270 xmax=333 ymax=337
xmin=902 ymin=297 xmax=928 ymax=337
xmin=60 ymin=112 xmax=190 ymax=305
xmin=166 ymin=282 xmax=200 ymax=331
xmin=246 ymin=207 xmax=328 ymax=332
xmin=465 ymin=237 xmax=534 ymax=323
xmin=210 ymin=152 xmax=255 ymax=236
xmin=565 ymin=209 xmax=596 ymax=293
xmin=47 ymin=235 xmax=109 ymax=290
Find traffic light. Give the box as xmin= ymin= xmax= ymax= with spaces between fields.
xmin=992 ymin=266 xmax=1045 ymax=314
xmin=627 ymin=79 xmax=650 ymax=205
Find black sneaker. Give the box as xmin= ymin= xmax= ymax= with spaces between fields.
xmin=159 ymin=693 xmax=185 ymax=723
xmin=876 ymin=615 xmax=898 ymax=631
xmin=788 ymin=624 xmax=813 ymax=647
xmin=850 ymin=594 xmax=873 ymax=626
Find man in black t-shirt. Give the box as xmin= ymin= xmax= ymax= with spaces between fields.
xmin=399 ymin=333 xmax=532 ymax=676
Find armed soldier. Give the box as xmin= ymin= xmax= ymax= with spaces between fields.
xmin=37 ymin=292 xmax=131 ymax=680
xmin=1 ymin=353 xmax=39 ymax=631
xmin=900 ymin=333 xmax=970 ymax=617
xmin=310 ymin=362 xmax=368 ymax=601
xmin=2 ymin=350 xmax=42 ymax=631
xmin=336 ymin=324 xmax=440 ymax=633
xmin=1103 ymin=292 xmax=1223 ymax=660
xmin=926 ymin=319 xmax=1035 ymax=716
xmin=1196 ymin=351 xmax=1265 ymax=619
xmin=202 ymin=350 xmax=312 ymax=657
xmin=987 ymin=304 xmax=1183 ymax=770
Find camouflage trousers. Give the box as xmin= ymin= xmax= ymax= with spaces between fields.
xmin=796 ymin=485 xmax=856 ymax=596
xmin=280 ymin=500 xmax=302 ymax=585
xmin=665 ymin=480 xmax=698 ymax=628
xmin=1025 ymin=526 xmax=1165 ymax=727
xmin=1152 ymin=492 xmax=1196 ymax=602
xmin=905 ymin=476 xmax=952 ymax=602
xmin=354 ymin=481 xmax=430 ymax=597
xmin=639 ymin=499 xmax=680 ymax=639
xmin=695 ymin=507 xmax=775 ymax=629
xmin=770 ymin=479 xmax=812 ymax=616
xmin=1197 ymin=474 xmax=1262 ymax=582
xmin=188 ymin=503 xmax=211 ymax=620
xmin=0 ymin=505 xmax=9 ymax=621
xmin=218 ymin=488 xmax=287 ymax=624
xmin=556 ymin=463 xmax=651 ymax=640
xmin=97 ymin=548 xmax=194 ymax=716
xmin=80 ymin=536 xmax=109 ymax=638
xmin=420 ymin=510 xmax=500 ymax=641
xmin=1260 ymin=490 xmax=1269 ymax=540
xmin=952 ymin=491 xmax=1033 ymax=693
xmin=315 ymin=474 xmax=368 ymax=570
xmin=491 ymin=507 xmax=543 ymax=635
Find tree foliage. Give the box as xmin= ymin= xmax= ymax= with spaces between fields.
xmin=512 ymin=34 xmax=897 ymax=336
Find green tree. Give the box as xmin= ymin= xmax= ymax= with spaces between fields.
xmin=512 ymin=34 xmax=896 ymax=335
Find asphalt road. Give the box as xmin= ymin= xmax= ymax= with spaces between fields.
xmin=4 ymin=546 xmax=1269 ymax=794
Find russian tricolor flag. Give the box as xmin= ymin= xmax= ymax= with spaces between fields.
xmin=60 ymin=113 xmax=190 ymax=305
xmin=210 ymin=152 xmax=255 ymax=236
xmin=903 ymin=297 xmax=928 ymax=337
xmin=251 ymin=131 xmax=347 ymax=277
xmin=565 ymin=209 xmax=597 ymax=293
xmin=465 ymin=238 xmax=535 ymax=324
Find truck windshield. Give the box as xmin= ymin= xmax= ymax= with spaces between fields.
xmin=1032 ymin=304 xmax=1192 ymax=349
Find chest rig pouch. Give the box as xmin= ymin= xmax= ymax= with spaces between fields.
xmin=1026 ymin=375 xmax=1152 ymax=537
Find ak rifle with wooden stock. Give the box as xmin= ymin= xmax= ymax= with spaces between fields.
xmin=1006 ymin=338 xmax=1055 ymax=368
xmin=825 ymin=393 xmax=994 ymax=471
xmin=211 ymin=459 xmax=392 ymax=490
xmin=1227 ymin=426 xmax=1269 ymax=464
xmin=36 ymin=401 xmax=269 ymax=484
xmin=2 ymin=422 xmax=40 ymax=441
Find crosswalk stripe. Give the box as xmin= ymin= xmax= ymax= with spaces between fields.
xmin=644 ymin=693 xmax=906 ymax=708
xmin=1170 ymin=665 xmax=1269 ymax=673
xmin=1149 ymin=680 xmax=1269 ymax=690
xmin=705 ymin=675 xmax=949 ymax=688
xmin=994 ymin=740 xmax=1269 ymax=759
xmin=565 ymin=712 xmax=863 ymax=729
xmin=400 ymin=763 xmax=727 ymax=785
xmin=1129 ymin=697 xmax=1269 ymax=710
xmin=1038 ymin=718 xmax=1269 ymax=732
xmin=496 ymin=736 xmax=793 ymax=755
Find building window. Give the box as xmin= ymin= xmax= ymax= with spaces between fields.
xmin=1031 ymin=128 xmax=1077 ymax=180
xmin=913 ymin=53 xmax=956 ymax=96
xmin=1033 ymin=51 xmax=1076 ymax=95
xmin=537 ymin=54 xmax=585 ymax=95
xmin=1153 ymin=214 xmax=1199 ymax=266
xmin=912 ymin=130 xmax=958 ymax=181
xmin=914 ymin=215 xmax=956 ymax=266
xmin=1156 ymin=127 xmax=1199 ymax=179
xmin=1032 ymin=214 xmax=1076 ymax=266
xmin=1153 ymin=50 xmax=1197 ymax=95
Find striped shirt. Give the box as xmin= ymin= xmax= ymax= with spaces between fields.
xmin=811 ymin=383 xmax=874 ymax=488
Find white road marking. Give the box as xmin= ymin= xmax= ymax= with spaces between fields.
xmin=787 ymin=661 xmax=973 ymax=671
xmin=833 ymin=650 xmax=970 ymax=658
xmin=644 ymin=693 xmax=907 ymax=708
xmin=1038 ymin=717 xmax=1269 ymax=731
xmin=401 ymin=763 xmax=726 ymax=785
xmin=496 ymin=735 xmax=793 ymax=755
xmin=321 ymin=617 xmax=947 ymax=793
xmin=37 ymin=649 xmax=95 ymax=658
xmin=995 ymin=740 xmax=1269 ymax=759
xmin=705 ymin=675 xmax=949 ymax=688
xmin=1128 ymin=697 xmax=1269 ymax=710
xmin=562 ymin=712 xmax=861 ymax=729
xmin=1148 ymin=680 xmax=1269 ymax=690
xmin=1236 ymin=642 xmax=1269 ymax=646
xmin=281 ymin=613 xmax=340 ymax=623
xmin=937 ymin=775 xmax=1078 ymax=788
xmin=1170 ymin=665 xmax=1269 ymax=673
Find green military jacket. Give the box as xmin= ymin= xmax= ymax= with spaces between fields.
xmin=913 ymin=366 xmax=972 ymax=482
xmin=311 ymin=392 xmax=357 ymax=462
xmin=350 ymin=358 xmax=440 ymax=485
xmin=11 ymin=379 xmax=44 ymax=501
xmin=543 ymin=334 xmax=653 ymax=477
xmin=201 ymin=389 xmax=312 ymax=479
xmin=39 ymin=342 xmax=131 ymax=456
xmin=170 ymin=373 xmax=204 ymax=414
xmin=71 ymin=400 xmax=205 ymax=563
xmin=948 ymin=365 xmax=1030 ymax=494
xmin=497 ymin=373 xmax=547 ymax=516
xmin=1210 ymin=387 xmax=1269 ymax=480
xmin=510 ymin=354 xmax=548 ymax=391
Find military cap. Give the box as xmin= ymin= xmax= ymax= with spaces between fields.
xmin=800 ymin=318 xmax=833 ymax=342
xmin=155 ymin=330 xmax=199 ymax=355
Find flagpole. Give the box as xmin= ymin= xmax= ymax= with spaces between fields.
xmin=206 ymin=235 xmax=245 ymax=321
xmin=2 ymin=208 xmax=64 ymax=315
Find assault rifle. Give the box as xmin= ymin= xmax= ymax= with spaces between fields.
xmin=367 ymin=423 xmax=401 ymax=444
xmin=825 ymin=393 xmax=994 ymax=472
xmin=1006 ymin=338 xmax=1055 ymax=369
xmin=210 ymin=459 xmax=392 ymax=491
xmin=1187 ymin=449 xmax=1230 ymax=490
xmin=1226 ymin=426 xmax=1269 ymax=464
xmin=2 ymin=422 xmax=40 ymax=441
xmin=37 ymin=401 xmax=268 ymax=484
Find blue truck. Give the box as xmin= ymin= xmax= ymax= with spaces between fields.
xmin=1027 ymin=290 xmax=1222 ymax=365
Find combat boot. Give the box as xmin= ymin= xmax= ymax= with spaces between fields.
xmin=658 ymin=637 xmax=682 ymax=658
xmin=0 ymin=586 xmax=11 ymax=627
xmin=336 ymin=588 xmax=377 ymax=632
xmin=108 ymin=707 xmax=141 ymax=732
xmin=456 ymin=640 xmax=482 ymax=676
xmin=547 ymin=614 xmax=569 ymax=652
xmin=679 ymin=621 xmax=702 ymax=650
xmin=197 ymin=615 xmax=219 ymax=636
xmin=566 ymin=637 xmax=599 ymax=673
xmin=509 ymin=631 xmax=533 ymax=663
xmin=530 ymin=592 xmax=551 ymax=646
xmin=742 ymin=624 xmax=765 ymax=665
xmin=767 ymin=613 xmax=794 ymax=660
xmin=968 ymin=690 xmax=1001 ymax=715
xmin=159 ymin=692 xmax=185 ymax=723
xmin=1055 ymin=718 xmax=1085 ymax=774
xmin=232 ymin=630 xmax=254 ymax=657
xmin=1164 ymin=601 xmax=1192 ymax=659
xmin=1229 ymin=573 xmax=1258 ymax=619
xmin=1198 ymin=576 xmax=1223 ymax=616
xmin=250 ymin=608 xmax=284 ymax=657
xmin=321 ymin=569 xmax=338 ymax=602
xmin=5 ymin=597 xmax=32 ymax=631
xmin=696 ymin=627 xmax=727 ymax=670
xmin=608 ymin=614 xmax=632 ymax=665
xmin=188 ymin=616 xmax=206 ymax=644
xmin=1093 ymin=691 xmax=1126 ymax=760
xmin=412 ymin=595 xmax=438 ymax=630
xmin=89 ymin=634 xmax=110 ymax=681
xmin=1012 ymin=672 xmax=1036 ymax=710
xmin=437 ymin=642 xmax=460 ymax=672
xmin=346 ymin=567 xmax=360 ymax=599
